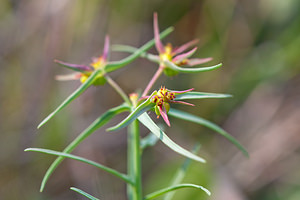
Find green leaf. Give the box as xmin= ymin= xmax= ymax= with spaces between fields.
xmin=25 ymin=148 xmax=133 ymax=185
xmin=168 ymin=108 xmax=248 ymax=157
xmin=107 ymin=92 xmax=156 ymax=131
xmin=70 ymin=187 xmax=100 ymax=200
xmin=37 ymin=104 xmax=129 ymax=192
xmin=111 ymin=45 xmax=159 ymax=63
xmin=138 ymin=113 xmax=206 ymax=163
xmin=163 ymin=60 xmax=222 ymax=73
xmin=38 ymin=70 xmax=102 ymax=129
xmin=105 ymin=27 xmax=173 ymax=73
xmin=175 ymin=91 xmax=232 ymax=100
xmin=144 ymin=183 xmax=211 ymax=200
xmin=140 ymin=133 xmax=159 ymax=150
xmin=164 ymin=144 xmax=201 ymax=200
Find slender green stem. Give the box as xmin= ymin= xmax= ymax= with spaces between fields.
xmin=142 ymin=65 xmax=164 ymax=97
xmin=127 ymin=120 xmax=142 ymax=200
xmin=105 ymin=75 xmax=131 ymax=106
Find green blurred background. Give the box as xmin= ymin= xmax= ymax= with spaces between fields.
xmin=1 ymin=0 xmax=300 ymax=199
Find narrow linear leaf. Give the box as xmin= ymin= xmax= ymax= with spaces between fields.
xmin=107 ymin=92 xmax=156 ymax=131
xmin=144 ymin=184 xmax=211 ymax=200
xmin=105 ymin=27 xmax=173 ymax=73
xmin=164 ymin=144 xmax=201 ymax=200
xmin=38 ymin=70 xmax=102 ymax=129
xmin=112 ymin=45 xmax=140 ymax=54
xmin=168 ymin=108 xmax=248 ymax=157
xmin=70 ymin=187 xmax=100 ymax=200
xmin=25 ymin=148 xmax=133 ymax=185
xmin=112 ymin=45 xmax=159 ymax=63
xmin=138 ymin=113 xmax=206 ymax=163
xmin=175 ymin=91 xmax=232 ymax=100
xmin=38 ymin=104 xmax=129 ymax=192
xmin=140 ymin=132 xmax=159 ymax=150
xmin=164 ymin=60 xmax=222 ymax=73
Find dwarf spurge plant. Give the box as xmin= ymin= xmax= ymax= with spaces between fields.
xmin=26 ymin=13 xmax=248 ymax=200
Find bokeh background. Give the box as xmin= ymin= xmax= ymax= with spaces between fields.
xmin=1 ymin=0 xmax=300 ymax=199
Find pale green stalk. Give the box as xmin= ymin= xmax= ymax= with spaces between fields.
xmin=105 ymin=74 xmax=131 ymax=106
xmin=127 ymin=120 xmax=142 ymax=200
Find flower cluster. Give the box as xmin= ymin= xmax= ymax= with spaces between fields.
xmin=55 ymin=36 xmax=110 ymax=85
xmin=153 ymin=13 xmax=212 ymax=76
xmin=151 ymin=86 xmax=194 ymax=126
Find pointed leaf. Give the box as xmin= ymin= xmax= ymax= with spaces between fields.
xmin=163 ymin=60 xmax=222 ymax=73
xmin=25 ymin=148 xmax=132 ymax=184
xmin=111 ymin=45 xmax=159 ymax=63
xmin=168 ymin=108 xmax=248 ymax=157
xmin=144 ymin=183 xmax=210 ymax=200
xmin=140 ymin=133 xmax=159 ymax=150
xmin=38 ymin=104 xmax=129 ymax=192
xmin=138 ymin=113 xmax=206 ymax=163
xmin=107 ymin=92 xmax=156 ymax=131
xmin=70 ymin=187 xmax=100 ymax=200
xmin=175 ymin=91 xmax=232 ymax=100
xmin=164 ymin=144 xmax=201 ymax=200
xmin=38 ymin=69 xmax=102 ymax=128
xmin=105 ymin=27 xmax=174 ymax=73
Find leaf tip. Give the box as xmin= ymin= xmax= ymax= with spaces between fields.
xmin=37 ymin=123 xmax=42 ymax=129
xmin=39 ymin=185 xmax=45 ymax=193
xmin=243 ymin=150 xmax=250 ymax=158
xmin=105 ymin=127 xmax=115 ymax=132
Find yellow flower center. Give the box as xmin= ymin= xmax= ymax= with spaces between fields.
xmin=80 ymin=74 xmax=89 ymax=83
xmin=159 ymin=43 xmax=173 ymax=63
xmin=90 ymin=57 xmax=105 ymax=69
xmin=129 ymin=93 xmax=138 ymax=107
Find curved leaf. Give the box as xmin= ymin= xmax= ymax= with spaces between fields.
xmin=140 ymin=133 xmax=159 ymax=150
xmin=175 ymin=91 xmax=232 ymax=100
xmin=138 ymin=113 xmax=206 ymax=163
xmin=38 ymin=104 xmax=129 ymax=192
xmin=112 ymin=45 xmax=159 ymax=63
xmin=144 ymin=183 xmax=210 ymax=200
xmin=107 ymin=92 xmax=156 ymax=131
xmin=168 ymin=108 xmax=248 ymax=157
xmin=70 ymin=187 xmax=100 ymax=200
xmin=38 ymin=69 xmax=102 ymax=128
xmin=164 ymin=144 xmax=201 ymax=200
xmin=105 ymin=27 xmax=173 ymax=73
xmin=163 ymin=60 xmax=222 ymax=73
xmin=25 ymin=148 xmax=133 ymax=185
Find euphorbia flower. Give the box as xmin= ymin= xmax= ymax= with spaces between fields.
xmin=55 ymin=36 xmax=110 ymax=85
xmin=151 ymin=86 xmax=194 ymax=126
xmin=153 ymin=13 xmax=212 ymax=76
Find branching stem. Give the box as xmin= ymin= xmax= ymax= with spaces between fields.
xmin=105 ymin=74 xmax=131 ymax=106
